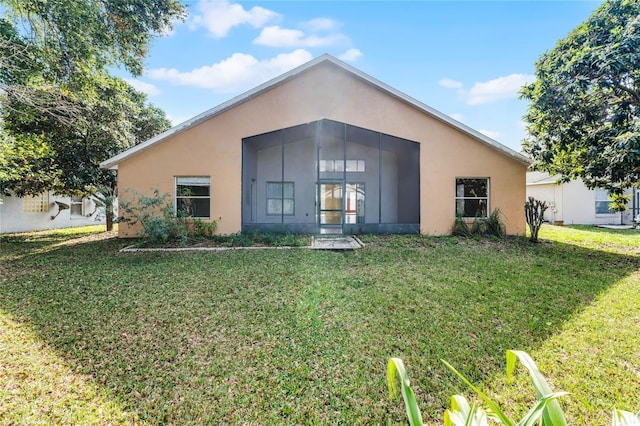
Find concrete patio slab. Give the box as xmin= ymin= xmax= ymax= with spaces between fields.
xmin=310 ymin=235 xmax=365 ymax=250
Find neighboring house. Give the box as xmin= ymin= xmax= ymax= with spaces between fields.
xmin=526 ymin=171 xmax=636 ymax=225
xmin=101 ymin=54 xmax=530 ymax=237
xmin=0 ymin=192 xmax=105 ymax=234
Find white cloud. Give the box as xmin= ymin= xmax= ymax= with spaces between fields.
xmin=124 ymin=78 xmax=161 ymax=96
xmin=479 ymin=129 xmax=501 ymax=139
xmin=439 ymin=78 xmax=463 ymax=89
xmin=448 ymin=113 xmax=464 ymax=122
xmin=146 ymin=49 xmax=313 ymax=93
xmin=189 ymin=0 xmax=278 ymax=38
xmin=254 ymin=25 xmax=346 ymax=48
xmin=464 ymin=74 xmax=535 ymax=105
xmin=338 ymin=48 xmax=363 ymax=62
xmin=301 ymin=18 xmax=340 ymax=32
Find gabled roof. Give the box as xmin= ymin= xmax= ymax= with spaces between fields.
xmin=101 ymin=54 xmax=531 ymax=170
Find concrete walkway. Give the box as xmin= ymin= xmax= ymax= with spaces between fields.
xmin=310 ymin=235 xmax=365 ymax=250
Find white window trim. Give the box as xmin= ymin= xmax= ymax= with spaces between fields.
xmin=594 ymin=188 xmax=616 ymax=216
xmin=175 ymin=176 xmax=211 ymax=219
xmin=69 ymin=196 xmax=85 ymax=218
xmin=266 ymin=181 xmax=295 ymax=216
xmin=455 ymin=177 xmax=490 ymax=219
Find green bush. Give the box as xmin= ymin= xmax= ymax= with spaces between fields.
xmin=451 ymin=209 xmax=506 ymax=239
xmin=118 ymin=189 xmax=217 ymax=245
xmin=190 ymin=218 xmax=218 ymax=238
xmin=484 ymin=208 xmax=506 ymax=239
xmin=451 ymin=214 xmax=472 ymax=237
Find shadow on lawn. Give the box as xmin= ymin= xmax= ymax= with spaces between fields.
xmin=0 ymin=230 xmax=638 ymax=423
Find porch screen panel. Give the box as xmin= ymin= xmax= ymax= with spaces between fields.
xmin=381 ymin=134 xmax=420 ymax=224
xmin=246 ymin=130 xmax=283 ymax=223
xmin=318 ymin=120 xmax=345 ymax=181
xmin=346 ymin=124 xmax=379 ymax=224
xmin=283 ymin=123 xmax=316 ymax=224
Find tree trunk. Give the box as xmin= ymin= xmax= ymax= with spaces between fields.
xmin=106 ymin=211 xmax=114 ymax=232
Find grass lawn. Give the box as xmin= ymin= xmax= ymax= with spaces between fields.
xmin=1 ymin=224 xmax=639 ymax=424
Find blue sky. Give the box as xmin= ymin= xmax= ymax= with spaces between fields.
xmin=123 ymin=0 xmax=601 ymax=152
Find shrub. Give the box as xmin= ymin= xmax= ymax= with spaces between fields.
xmin=451 ymin=214 xmax=472 ymax=237
xmin=452 ymin=209 xmax=505 ymax=239
xmin=118 ymin=189 xmax=217 ymax=245
xmin=189 ymin=218 xmax=218 ymax=238
xmin=484 ymin=208 xmax=506 ymax=239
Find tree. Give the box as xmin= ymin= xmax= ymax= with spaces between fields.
xmin=0 ymin=0 xmax=181 ymax=214
xmin=0 ymin=0 xmax=185 ymax=119
xmin=1 ymin=75 xmax=171 ymax=197
xmin=521 ymin=0 xmax=640 ymax=191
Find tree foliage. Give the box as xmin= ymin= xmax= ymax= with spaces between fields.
xmin=1 ymin=0 xmax=185 ymax=80
xmin=521 ymin=0 xmax=640 ymax=191
xmin=2 ymin=75 xmax=171 ymax=196
xmin=0 ymin=0 xmax=183 ymax=196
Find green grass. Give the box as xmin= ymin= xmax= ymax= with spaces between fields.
xmin=1 ymin=224 xmax=639 ymax=424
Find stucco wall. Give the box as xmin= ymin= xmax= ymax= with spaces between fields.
xmin=116 ymin=62 xmax=527 ymax=236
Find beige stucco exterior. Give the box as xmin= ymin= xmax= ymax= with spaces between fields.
xmin=110 ymin=57 xmax=528 ymax=237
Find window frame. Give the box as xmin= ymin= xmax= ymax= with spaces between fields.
xmin=175 ymin=176 xmax=211 ymax=219
xmin=594 ymin=188 xmax=614 ymax=215
xmin=319 ymin=159 xmax=365 ymax=173
xmin=455 ymin=178 xmax=489 ymax=219
xmin=69 ymin=196 xmax=85 ymax=218
xmin=266 ymin=181 xmax=295 ymax=216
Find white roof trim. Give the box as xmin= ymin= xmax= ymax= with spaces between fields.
xmin=101 ymin=54 xmax=531 ymax=170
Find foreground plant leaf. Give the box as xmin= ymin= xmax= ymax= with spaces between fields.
xmin=506 ymin=350 xmax=568 ymax=426
xmin=612 ymin=409 xmax=640 ymax=426
xmin=444 ymin=394 xmax=489 ymax=426
xmin=442 ymin=359 xmax=514 ymax=426
xmin=387 ymin=357 xmax=423 ymax=426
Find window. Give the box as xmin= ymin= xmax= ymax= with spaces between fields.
xmin=319 ymin=160 xmax=365 ymax=172
xmin=456 ymin=178 xmax=489 ymax=218
xmin=266 ymin=182 xmax=294 ymax=216
xmin=345 ymin=183 xmax=365 ymax=224
xmin=70 ymin=196 xmax=84 ymax=217
xmin=595 ymin=188 xmax=612 ymax=214
xmin=346 ymin=160 xmax=366 ymax=172
xmin=23 ymin=193 xmax=49 ymax=213
xmin=176 ymin=177 xmax=210 ymax=218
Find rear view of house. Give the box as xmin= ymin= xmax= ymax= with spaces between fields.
xmin=101 ymin=55 xmax=529 ymax=237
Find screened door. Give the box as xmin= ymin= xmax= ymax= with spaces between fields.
xmin=318 ymin=182 xmax=343 ymax=234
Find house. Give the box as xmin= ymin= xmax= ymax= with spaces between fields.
xmin=0 ymin=192 xmax=105 ymax=233
xmin=101 ymin=54 xmax=530 ymax=237
xmin=526 ymin=171 xmax=636 ymax=225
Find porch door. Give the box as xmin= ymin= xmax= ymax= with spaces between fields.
xmin=318 ymin=181 xmax=343 ymax=234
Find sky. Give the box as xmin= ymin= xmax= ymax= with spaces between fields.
xmin=121 ymin=0 xmax=602 ymax=153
